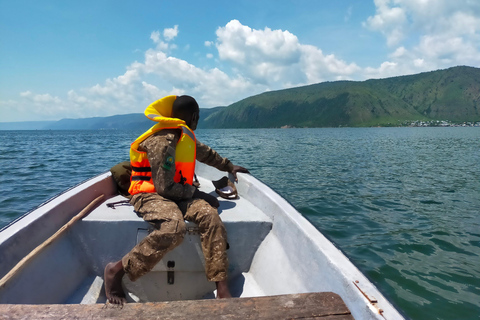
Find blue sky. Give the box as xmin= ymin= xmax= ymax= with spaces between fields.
xmin=1 ymin=0 xmax=479 ymax=122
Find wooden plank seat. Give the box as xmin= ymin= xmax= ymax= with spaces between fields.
xmin=0 ymin=292 xmax=354 ymax=320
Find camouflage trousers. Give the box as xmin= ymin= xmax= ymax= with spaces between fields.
xmin=122 ymin=193 xmax=228 ymax=282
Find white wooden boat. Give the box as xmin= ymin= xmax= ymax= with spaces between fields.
xmin=0 ymin=162 xmax=404 ymax=319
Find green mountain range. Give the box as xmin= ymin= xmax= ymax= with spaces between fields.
xmin=202 ymin=66 xmax=480 ymax=128
xmin=1 ymin=66 xmax=479 ymax=130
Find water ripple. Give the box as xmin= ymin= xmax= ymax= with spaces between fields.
xmin=1 ymin=128 xmax=479 ymax=320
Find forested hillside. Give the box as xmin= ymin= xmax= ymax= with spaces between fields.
xmin=202 ymin=66 xmax=480 ymax=128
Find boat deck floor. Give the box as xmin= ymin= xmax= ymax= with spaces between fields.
xmin=73 ymin=175 xmax=274 ymax=302
xmin=0 ymin=292 xmax=354 ymax=320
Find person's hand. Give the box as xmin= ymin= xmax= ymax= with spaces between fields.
xmin=230 ymin=165 xmax=250 ymax=182
xmin=193 ymin=189 xmax=220 ymax=208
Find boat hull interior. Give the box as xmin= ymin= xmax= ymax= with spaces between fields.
xmin=0 ymin=162 xmax=404 ymax=319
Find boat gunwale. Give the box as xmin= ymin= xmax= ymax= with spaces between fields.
xmin=0 ymin=172 xmax=112 ymax=234
xmin=253 ymin=174 xmax=406 ymax=318
xmin=195 ymin=164 xmax=405 ymax=319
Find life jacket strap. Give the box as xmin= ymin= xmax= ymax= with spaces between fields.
xmin=131 ymin=166 xmax=152 ymax=173
xmin=132 ymin=176 xmax=152 ymax=181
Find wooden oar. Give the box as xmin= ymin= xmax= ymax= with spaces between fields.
xmin=0 ymin=194 xmax=105 ymax=289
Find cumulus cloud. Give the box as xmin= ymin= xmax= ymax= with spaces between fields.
xmin=150 ymin=27 xmax=178 ymax=51
xmin=216 ymin=20 xmax=360 ymax=86
xmin=163 ymin=25 xmax=179 ymax=41
xmin=20 ymin=91 xmax=32 ymax=97
xmin=364 ymin=0 xmax=480 ymax=78
xmin=364 ymin=0 xmax=407 ymax=46
xmin=14 ymin=91 xmax=65 ymax=119
xmin=150 ymin=30 xmax=161 ymax=44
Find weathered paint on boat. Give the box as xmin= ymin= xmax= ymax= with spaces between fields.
xmin=0 ymin=162 xmax=404 ymax=319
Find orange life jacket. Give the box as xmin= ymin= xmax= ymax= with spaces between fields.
xmin=128 ymin=95 xmax=197 ymax=195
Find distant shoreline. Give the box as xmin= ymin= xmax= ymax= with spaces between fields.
xmin=2 ymin=123 xmax=479 ymax=130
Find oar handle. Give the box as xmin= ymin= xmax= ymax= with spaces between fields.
xmin=0 ymin=194 xmax=105 ymax=289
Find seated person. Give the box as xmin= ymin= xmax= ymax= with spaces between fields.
xmin=104 ymin=95 xmax=249 ymax=304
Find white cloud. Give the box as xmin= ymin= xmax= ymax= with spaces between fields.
xmin=163 ymin=25 xmax=179 ymax=41
xmin=216 ymin=20 xmax=360 ymax=86
xmin=150 ymin=30 xmax=161 ymax=44
xmin=14 ymin=91 xmax=65 ymax=119
xmin=216 ymin=20 xmax=301 ymax=66
xmin=69 ymin=19 xmax=360 ymax=116
xmin=364 ymin=0 xmax=407 ymax=46
xmin=19 ymin=91 xmax=61 ymax=104
xmin=363 ymin=0 xmax=480 ymax=78
xmin=137 ymin=46 xmax=260 ymax=107
xmin=33 ymin=93 xmax=61 ymax=104
xmin=364 ymin=61 xmax=399 ymax=79
xmin=150 ymin=27 xmax=178 ymax=51
xmin=20 ymin=91 xmax=32 ymax=97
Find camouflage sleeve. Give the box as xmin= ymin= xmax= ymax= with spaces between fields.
xmin=139 ymin=130 xmax=196 ymax=201
xmin=196 ymin=140 xmax=234 ymax=172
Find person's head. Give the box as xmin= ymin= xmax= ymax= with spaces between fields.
xmin=172 ymin=95 xmax=200 ymax=130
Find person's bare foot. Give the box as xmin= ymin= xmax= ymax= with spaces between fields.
xmin=216 ymin=280 xmax=232 ymax=298
xmin=104 ymin=260 xmax=126 ymax=305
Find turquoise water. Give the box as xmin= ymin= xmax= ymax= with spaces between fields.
xmin=1 ymin=128 xmax=479 ymax=319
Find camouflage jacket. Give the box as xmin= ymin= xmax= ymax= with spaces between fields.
xmin=138 ymin=129 xmax=234 ymax=201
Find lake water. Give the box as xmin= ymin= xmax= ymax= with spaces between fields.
xmin=0 ymin=128 xmax=479 ymax=320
